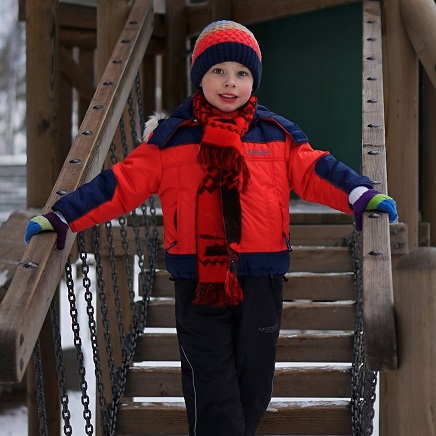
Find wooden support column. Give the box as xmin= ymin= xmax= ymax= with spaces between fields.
xmin=25 ymin=0 xmax=61 ymax=434
xmin=162 ymin=0 xmax=187 ymax=112
xmin=26 ymin=0 xmax=61 ymax=208
xmin=422 ymin=71 xmax=436 ymax=245
xmin=400 ymin=0 xmax=436 ymax=90
xmin=381 ymin=248 xmax=436 ymax=435
xmin=382 ymin=0 xmax=419 ymax=248
xmin=400 ymin=0 xmax=436 ymax=245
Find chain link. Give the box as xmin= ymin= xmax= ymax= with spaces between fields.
xmin=33 ymin=339 xmax=49 ymax=436
xmin=50 ymin=292 xmax=73 ymax=435
xmin=66 ymin=247 xmax=94 ymax=435
xmin=348 ymin=231 xmax=378 ymax=436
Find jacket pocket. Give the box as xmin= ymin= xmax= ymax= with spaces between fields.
xmin=265 ymin=186 xmax=284 ymax=248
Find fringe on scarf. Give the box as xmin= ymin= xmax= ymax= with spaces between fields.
xmin=193 ymin=272 xmax=243 ymax=306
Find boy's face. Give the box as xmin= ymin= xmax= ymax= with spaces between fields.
xmin=200 ymin=61 xmax=254 ymax=112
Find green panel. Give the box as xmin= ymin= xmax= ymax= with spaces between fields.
xmin=250 ymin=2 xmax=363 ymax=172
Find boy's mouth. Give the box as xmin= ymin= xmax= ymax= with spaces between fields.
xmin=219 ymin=93 xmax=237 ymax=100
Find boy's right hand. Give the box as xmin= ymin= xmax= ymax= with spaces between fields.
xmin=24 ymin=212 xmax=69 ymax=250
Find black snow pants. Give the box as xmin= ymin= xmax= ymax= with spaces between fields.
xmin=174 ymin=274 xmax=283 ymax=436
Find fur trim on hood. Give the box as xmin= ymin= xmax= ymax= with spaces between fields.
xmin=142 ymin=111 xmax=169 ymax=142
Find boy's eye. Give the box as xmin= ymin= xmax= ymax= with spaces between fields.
xmin=237 ymin=71 xmax=249 ymax=77
xmin=213 ymin=68 xmax=224 ymax=74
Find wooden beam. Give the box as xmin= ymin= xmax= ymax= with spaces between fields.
xmin=232 ymin=0 xmax=360 ymax=25
xmin=0 ymin=0 xmax=154 ymax=384
xmin=400 ymin=0 xmax=436 ymax=90
xmin=422 ymin=71 xmax=436 ymax=245
xmin=162 ymin=0 xmax=187 ymax=111
xmin=381 ymin=248 xmax=436 ymax=436
xmin=382 ymin=0 xmax=419 ymax=248
xmin=58 ymin=46 xmax=96 ymax=103
xmin=361 ymin=0 xmax=398 ymax=371
xmin=25 ymin=0 xmax=61 ymax=208
xmin=58 ymin=2 xmax=96 ymax=32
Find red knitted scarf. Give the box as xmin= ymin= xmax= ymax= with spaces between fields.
xmin=192 ymin=92 xmax=257 ymax=306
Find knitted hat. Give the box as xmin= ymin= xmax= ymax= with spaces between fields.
xmin=191 ymin=20 xmax=262 ymax=92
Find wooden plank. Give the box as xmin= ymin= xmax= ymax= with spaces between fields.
xmin=116 ymin=400 xmax=352 ymax=435
xmin=422 ymin=73 xmax=436 ymax=245
xmin=26 ymin=0 xmax=61 ymax=208
xmin=232 ymin=0 xmax=360 ymax=25
xmin=400 ymin=0 xmax=436 ymax=89
xmin=162 ymin=0 xmax=187 ymax=111
xmin=361 ymin=0 xmax=398 ymax=371
xmin=382 ymin=0 xmax=419 ymax=248
xmin=0 ymin=0 xmax=154 ymax=383
xmin=381 ymin=248 xmax=436 ymax=436
xmin=145 ymin=300 xmax=355 ymax=330
xmin=134 ymin=331 xmax=354 ymax=362
xmin=277 ymin=331 xmax=354 ymax=362
xmin=60 ymin=29 xmax=96 ymax=49
xmin=290 ymin=246 xmax=353 ymax=272
xmin=186 ymin=0 xmax=232 ymax=36
xmin=59 ymin=46 xmax=96 ymax=103
xmin=58 ymin=2 xmax=96 ymax=32
xmin=0 ymin=210 xmax=36 ymax=302
xmin=78 ymin=221 xmax=406 ymax=257
xmin=290 ymin=224 xmax=352 ymax=246
xmin=124 ymin=364 xmax=351 ymax=398
xmin=284 ymin=272 xmax=355 ymax=301
xmin=149 ymin=270 xmax=356 ymax=300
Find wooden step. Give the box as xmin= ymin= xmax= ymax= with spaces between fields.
xmin=126 ymin=216 xmax=356 ymax=435
xmin=115 ymin=400 xmax=352 ymax=435
xmin=124 ymin=364 xmax=352 ymax=398
xmin=145 ymin=300 xmax=356 ymax=330
xmin=290 ymin=246 xmax=353 ymax=272
xmin=133 ymin=330 xmax=354 ymax=363
xmin=151 ymin=270 xmax=356 ymax=300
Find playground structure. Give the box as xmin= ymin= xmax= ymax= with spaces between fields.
xmin=0 ymin=0 xmax=435 ymax=434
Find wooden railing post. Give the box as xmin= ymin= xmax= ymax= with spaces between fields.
xmin=25 ymin=0 xmax=61 ymax=433
xmin=380 ymin=248 xmax=436 ymax=435
xmin=382 ymin=0 xmax=419 ymax=249
xmin=361 ymin=0 xmax=397 ymax=371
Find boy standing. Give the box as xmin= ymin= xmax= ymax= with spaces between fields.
xmin=26 ymin=20 xmax=397 ymax=436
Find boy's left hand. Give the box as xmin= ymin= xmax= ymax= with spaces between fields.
xmin=353 ymin=189 xmax=398 ymax=231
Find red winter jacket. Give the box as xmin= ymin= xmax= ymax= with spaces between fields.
xmin=53 ymin=96 xmax=372 ymax=277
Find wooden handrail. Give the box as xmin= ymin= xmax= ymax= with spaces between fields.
xmin=361 ymin=0 xmax=398 ymax=371
xmin=400 ymin=0 xmax=436 ymax=90
xmin=0 ymin=0 xmax=154 ymax=383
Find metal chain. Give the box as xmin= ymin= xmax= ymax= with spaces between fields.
xmin=348 ymin=231 xmax=378 ymax=435
xmin=67 ymin=247 xmax=94 ymax=435
xmin=135 ymin=73 xmax=145 ymax=136
xmin=50 ymin=291 xmax=73 ymax=436
xmin=33 ymin=338 xmax=48 ymax=436
xmin=92 ymin=226 xmax=118 ymax=434
xmin=127 ymin=91 xmax=141 ymax=147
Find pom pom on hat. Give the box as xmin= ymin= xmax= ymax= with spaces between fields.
xmin=191 ymin=20 xmax=262 ymax=92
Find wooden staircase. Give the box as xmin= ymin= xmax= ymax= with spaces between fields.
xmin=116 ymin=209 xmax=358 ymax=435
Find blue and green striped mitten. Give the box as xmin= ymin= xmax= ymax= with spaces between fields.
xmin=24 ymin=212 xmax=69 ymax=250
xmin=353 ymin=189 xmax=398 ymax=231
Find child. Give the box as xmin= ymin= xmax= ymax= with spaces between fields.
xmin=25 ymin=21 xmax=397 ymax=436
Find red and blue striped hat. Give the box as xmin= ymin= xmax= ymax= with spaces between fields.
xmin=191 ymin=20 xmax=262 ymax=92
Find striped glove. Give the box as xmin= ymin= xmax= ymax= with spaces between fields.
xmin=24 ymin=212 xmax=69 ymax=250
xmin=352 ymin=189 xmax=398 ymax=231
